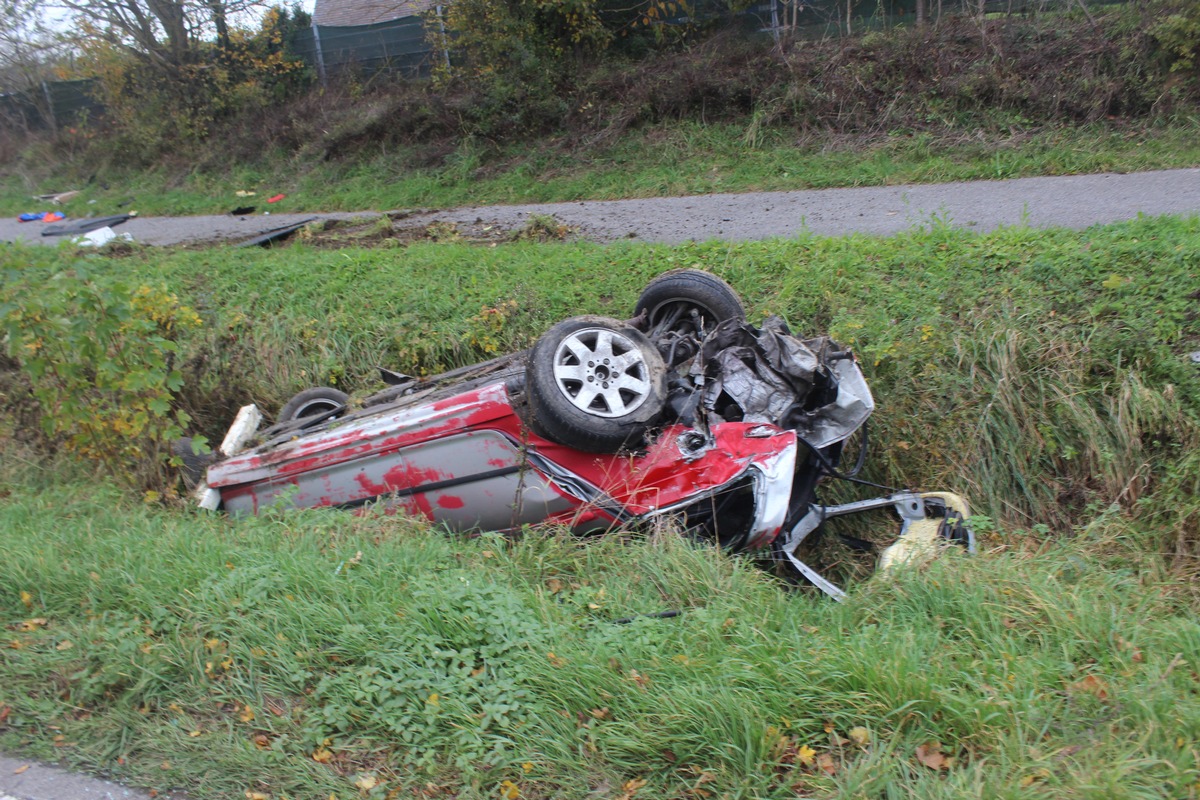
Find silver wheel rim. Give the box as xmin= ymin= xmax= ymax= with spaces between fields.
xmin=552 ymin=327 xmax=652 ymax=418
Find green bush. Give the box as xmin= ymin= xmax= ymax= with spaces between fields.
xmin=0 ymin=253 xmax=201 ymax=491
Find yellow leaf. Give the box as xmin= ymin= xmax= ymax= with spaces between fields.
xmin=1101 ymin=274 xmax=1124 ymax=290
xmin=354 ymin=775 xmax=377 ymax=791
xmin=312 ymin=747 xmax=333 ymax=763
xmin=56 ymin=640 xmax=74 ymax=651
xmin=20 ymin=591 xmax=32 ymax=609
xmin=427 ymin=693 xmax=440 ymax=707
xmin=623 ymin=777 xmax=648 ymax=793
xmin=848 ymin=726 xmax=871 ymax=746
xmin=246 ymin=792 xmax=270 ymax=800
xmin=239 ymin=705 xmax=256 ymax=723
xmin=796 ymin=744 xmax=816 ymax=766
xmin=499 ymin=780 xmax=519 ymax=799
xmin=188 ymin=730 xmax=203 ymax=737
xmin=1019 ymin=768 xmax=1050 ymax=787
xmin=13 ymin=764 xmax=30 ymax=774
xmin=521 ymin=762 xmax=534 ymax=773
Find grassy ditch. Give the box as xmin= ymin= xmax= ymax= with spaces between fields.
xmin=1 ymin=217 xmax=1200 ymax=797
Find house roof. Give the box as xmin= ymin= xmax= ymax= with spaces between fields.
xmin=312 ymin=0 xmax=437 ymax=26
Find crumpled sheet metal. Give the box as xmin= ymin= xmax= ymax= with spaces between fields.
xmin=699 ymin=316 xmax=874 ymax=450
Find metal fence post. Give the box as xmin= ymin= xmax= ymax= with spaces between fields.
xmin=436 ymin=5 xmax=451 ymax=71
xmin=311 ymin=20 xmax=328 ymax=86
xmin=40 ymin=80 xmax=57 ymax=131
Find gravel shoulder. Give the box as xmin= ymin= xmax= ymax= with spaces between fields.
xmin=2 ymin=168 xmax=1199 ymax=248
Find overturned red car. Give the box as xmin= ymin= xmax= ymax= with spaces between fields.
xmin=196 ymin=270 xmax=972 ymax=598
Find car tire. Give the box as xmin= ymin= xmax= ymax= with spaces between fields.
xmin=278 ymin=387 xmax=349 ymax=422
xmin=172 ymin=437 xmax=217 ymax=488
xmin=634 ymin=269 xmax=746 ymax=338
xmin=526 ymin=316 xmax=668 ymax=453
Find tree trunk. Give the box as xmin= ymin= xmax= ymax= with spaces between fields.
xmin=207 ymin=0 xmax=229 ymax=51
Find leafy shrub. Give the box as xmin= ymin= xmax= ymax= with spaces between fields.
xmin=0 ymin=256 xmax=200 ymax=490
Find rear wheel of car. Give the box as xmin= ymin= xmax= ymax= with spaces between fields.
xmin=526 ymin=316 xmax=667 ymax=453
xmin=634 ymin=269 xmax=746 ymax=338
xmin=278 ymin=387 xmax=349 ymax=422
xmin=172 ymin=437 xmax=217 ymax=488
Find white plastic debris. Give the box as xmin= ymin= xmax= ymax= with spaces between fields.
xmin=75 ymin=226 xmax=134 ymax=247
xmin=195 ymin=404 xmax=263 ymax=510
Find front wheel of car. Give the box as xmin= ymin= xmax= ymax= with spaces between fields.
xmin=526 ymin=316 xmax=668 ymax=453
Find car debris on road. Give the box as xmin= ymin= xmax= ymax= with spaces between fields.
xmin=191 ymin=270 xmax=973 ymax=598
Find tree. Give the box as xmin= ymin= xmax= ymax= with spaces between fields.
xmin=56 ymin=0 xmax=266 ymax=72
xmin=0 ymin=0 xmax=63 ymax=90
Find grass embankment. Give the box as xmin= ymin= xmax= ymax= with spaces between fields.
xmin=3 ymin=121 xmax=1199 ymax=217
xmin=2 ymin=216 xmax=1200 ymax=798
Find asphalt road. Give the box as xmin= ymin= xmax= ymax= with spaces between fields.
xmin=2 ymin=168 xmax=1199 ymax=248
xmin=0 ymin=755 xmax=154 ymax=800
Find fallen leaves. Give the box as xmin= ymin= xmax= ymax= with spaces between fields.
xmin=12 ymin=618 xmax=48 ymax=632
xmin=616 ymin=778 xmax=647 ymax=800
xmin=1067 ymin=674 xmax=1110 ymax=701
xmin=1020 ymin=767 xmax=1051 ymax=787
xmin=915 ymin=741 xmax=951 ymax=771
xmin=498 ymin=779 xmax=519 ymax=799
xmin=354 ymin=774 xmax=378 ymax=792
xmin=626 ymin=669 xmax=651 ymax=689
xmin=814 ymin=753 xmax=838 ymax=776
xmin=13 ymin=764 xmax=30 ymax=774
xmin=20 ymin=590 xmax=32 ymax=608
xmin=848 ymin=726 xmax=871 ymax=747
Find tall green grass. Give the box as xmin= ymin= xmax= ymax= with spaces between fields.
xmin=0 ymin=460 xmax=1195 ymax=798
xmin=2 ymin=216 xmax=1200 ymax=797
